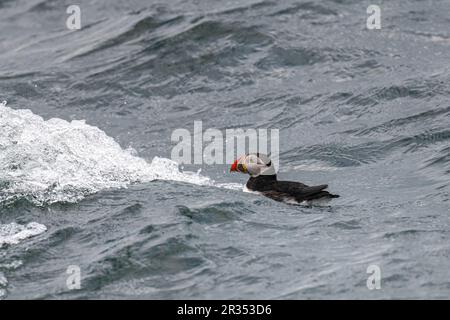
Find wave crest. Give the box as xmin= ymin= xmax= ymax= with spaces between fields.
xmin=0 ymin=103 xmax=213 ymax=205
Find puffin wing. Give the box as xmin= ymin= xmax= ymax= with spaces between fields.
xmin=299 ymin=184 xmax=329 ymax=195
xmin=272 ymin=181 xmax=327 ymax=194
xmin=292 ymin=184 xmax=340 ymax=202
xmin=273 ymin=182 xmax=332 ymax=202
xmin=261 ymin=184 xmax=336 ymax=203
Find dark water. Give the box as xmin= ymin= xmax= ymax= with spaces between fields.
xmin=1 ymin=0 xmax=450 ymax=299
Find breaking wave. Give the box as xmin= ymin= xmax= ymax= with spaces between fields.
xmin=0 ymin=101 xmax=220 ymax=205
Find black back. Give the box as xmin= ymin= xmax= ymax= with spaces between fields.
xmin=246 ymin=174 xmax=339 ymax=203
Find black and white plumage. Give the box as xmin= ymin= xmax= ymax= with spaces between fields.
xmin=230 ymin=153 xmax=339 ymax=205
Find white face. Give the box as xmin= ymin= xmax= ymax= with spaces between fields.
xmin=239 ymin=154 xmax=275 ymax=177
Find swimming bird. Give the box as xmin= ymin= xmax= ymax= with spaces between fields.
xmin=230 ymin=153 xmax=339 ymax=205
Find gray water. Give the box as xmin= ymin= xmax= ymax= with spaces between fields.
xmin=0 ymin=0 xmax=449 ymax=299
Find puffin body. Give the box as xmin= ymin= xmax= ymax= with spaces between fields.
xmin=231 ymin=154 xmax=339 ymax=205
xmin=246 ymin=174 xmax=339 ymax=204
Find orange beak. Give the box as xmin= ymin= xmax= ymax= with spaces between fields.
xmin=230 ymin=159 xmax=238 ymax=172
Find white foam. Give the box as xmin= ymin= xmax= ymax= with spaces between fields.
xmin=0 ymin=103 xmax=229 ymax=205
xmin=0 ymin=260 xmax=23 ymax=269
xmin=216 ymin=182 xmax=245 ymax=191
xmin=0 ymin=222 xmax=47 ymax=247
xmin=148 ymin=157 xmax=213 ymax=186
xmin=0 ymin=273 xmax=7 ymax=286
xmin=0 ymin=271 xmax=6 ymax=299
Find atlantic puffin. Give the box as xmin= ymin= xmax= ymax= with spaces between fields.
xmin=230 ymin=153 xmax=339 ymax=205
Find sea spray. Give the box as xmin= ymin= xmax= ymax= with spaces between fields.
xmin=0 ymin=103 xmax=241 ymax=205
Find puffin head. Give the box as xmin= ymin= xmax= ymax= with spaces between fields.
xmin=230 ymin=153 xmax=276 ymax=177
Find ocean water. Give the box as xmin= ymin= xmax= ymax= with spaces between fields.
xmin=0 ymin=0 xmax=449 ymax=299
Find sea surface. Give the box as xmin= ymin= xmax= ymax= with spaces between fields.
xmin=0 ymin=0 xmax=449 ymax=299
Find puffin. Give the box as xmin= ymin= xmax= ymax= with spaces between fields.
xmin=230 ymin=153 xmax=339 ymax=205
